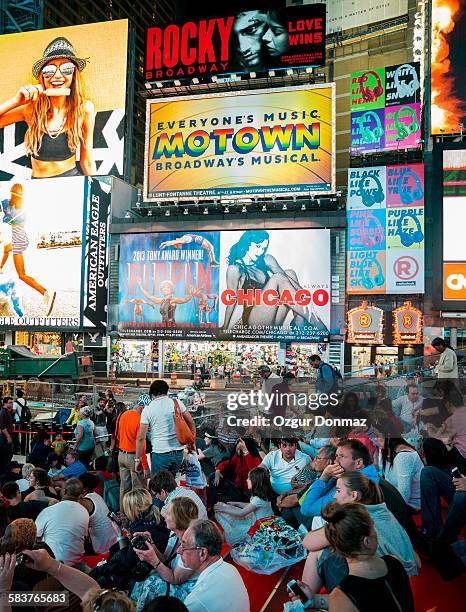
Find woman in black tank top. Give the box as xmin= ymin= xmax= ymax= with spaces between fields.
xmin=290 ymin=503 xmax=414 ymax=612
xmin=0 ymin=37 xmax=95 ymax=178
xmin=222 ymin=230 xmax=329 ymax=336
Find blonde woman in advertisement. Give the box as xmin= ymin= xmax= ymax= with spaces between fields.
xmin=0 ymin=37 xmax=96 ymax=178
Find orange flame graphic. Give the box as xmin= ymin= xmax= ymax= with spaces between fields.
xmin=431 ymin=0 xmax=465 ymax=133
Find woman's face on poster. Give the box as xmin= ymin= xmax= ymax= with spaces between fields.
xmin=246 ymin=239 xmax=268 ymax=262
xmin=40 ymin=57 xmax=76 ymax=90
xmin=262 ymin=14 xmax=289 ymax=57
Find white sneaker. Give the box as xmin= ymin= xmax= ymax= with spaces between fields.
xmin=43 ymin=290 xmax=56 ymax=316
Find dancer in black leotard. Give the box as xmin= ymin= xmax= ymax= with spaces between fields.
xmin=136 ymin=279 xmax=194 ymax=325
xmin=222 ymin=230 xmax=326 ymax=333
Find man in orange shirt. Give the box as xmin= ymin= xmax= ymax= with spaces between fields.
xmin=117 ymin=393 xmax=151 ymax=508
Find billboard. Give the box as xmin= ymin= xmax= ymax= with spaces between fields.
xmin=0 ymin=20 xmax=128 ymax=181
xmin=443 ymin=148 xmax=466 ymax=300
xmin=431 ymin=0 xmax=466 ymax=134
xmin=350 ymin=63 xmax=421 ymax=154
xmin=304 ymin=0 xmax=409 ymax=34
xmin=347 ymin=163 xmax=425 ymax=294
xmin=144 ymin=85 xmax=335 ymax=201
xmin=118 ymin=229 xmax=330 ymax=342
xmin=145 ymin=5 xmax=325 ymax=81
xmin=0 ymin=177 xmax=110 ymax=329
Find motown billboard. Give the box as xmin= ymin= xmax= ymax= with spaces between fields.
xmin=0 ymin=176 xmax=110 ymax=330
xmin=118 ymin=229 xmax=330 ymax=342
xmin=144 ymin=85 xmax=335 ymax=201
xmin=144 ymin=4 xmax=325 ymax=81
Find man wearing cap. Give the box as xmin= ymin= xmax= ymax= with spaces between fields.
xmin=117 ymin=394 xmax=150 ymax=508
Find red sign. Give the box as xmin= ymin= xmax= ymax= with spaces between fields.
xmin=144 ymin=5 xmax=326 ymax=81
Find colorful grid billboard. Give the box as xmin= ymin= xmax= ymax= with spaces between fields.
xmin=144 ymin=85 xmax=335 ymax=201
xmin=350 ymin=63 xmax=421 ymax=154
xmin=0 ymin=20 xmax=128 ymax=181
xmin=118 ymin=229 xmax=330 ymax=342
xmin=145 ymin=4 xmax=325 ymax=81
xmin=347 ymin=163 xmax=425 ymax=295
xmin=0 ymin=177 xmax=110 ymax=329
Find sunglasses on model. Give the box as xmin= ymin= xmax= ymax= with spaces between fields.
xmin=41 ymin=62 xmax=76 ymax=78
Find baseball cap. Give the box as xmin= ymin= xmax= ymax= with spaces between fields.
xmin=137 ymin=393 xmax=151 ymax=407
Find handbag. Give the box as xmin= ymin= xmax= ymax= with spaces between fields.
xmin=173 ymin=398 xmax=195 ymax=447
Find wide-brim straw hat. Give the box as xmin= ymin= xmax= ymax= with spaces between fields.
xmin=32 ymin=36 xmax=88 ymax=79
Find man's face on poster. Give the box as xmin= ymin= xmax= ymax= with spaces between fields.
xmin=233 ymin=11 xmax=268 ymax=69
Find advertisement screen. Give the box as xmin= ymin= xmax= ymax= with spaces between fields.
xmin=319 ymin=0 xmax=408 ymax=33
xmin=0 ymin=20 xmax=128 ymax=181
xmin=0 ymin=177 xmax=110 ymax=329
xmin=443 ymin=148 xmax=466 ymax=299
xmin=347 ymin=163 xmax=425 ymax=294
xmin=350 ymin=63 xmax=421 ymax=154
xmin=431 ymin=0 xmax=466 ymax=134
xmin=144 ymin=85 xmax=335 ymax=201
xmin=118 ymin=229 xmax=330 ymax=342
xmin=145 ymin=5 xmax=325 ymax=81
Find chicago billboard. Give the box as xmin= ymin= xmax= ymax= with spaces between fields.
xmin=118 ymin=229 xmax=330 ymax=342
xmin=144 ymin=85 xmax=335 ymax=201
xmin=0 ymin=20 xmax=128 ymax=181
xmin=431 ymin=0 xmax=466 ymax=134
xmin=0 ymin=177 xmax=110 ymax=329
xmin=347 ymin=163 xmax=425 ymax=295
xmin=349 ymin=63 xmax=421 ymax=154
xmin=145 ymin=4 xmax=325 ymax=81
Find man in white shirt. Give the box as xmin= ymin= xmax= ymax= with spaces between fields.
xmin=393 ymin=384 xmax=423 ymax=432
xmin=260 ymin=437 xmax=308 ymax=494
xmin=432 ymin=337 xmax=459 ymax=379
xmin=35 ymin=478 xmax=89 ymax=566
xmin=182 ymin=519 xmax=250 ymax=612
xmin=136 ymin=379 xmax=196 ymax=476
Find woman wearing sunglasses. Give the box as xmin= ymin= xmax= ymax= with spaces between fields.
xmin=0 ymin=36 xmax=96 ymax=178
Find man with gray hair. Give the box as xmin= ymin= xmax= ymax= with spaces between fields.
xmin=181 ymin=519 xmax=250 ymax=612
xmin=277 ymin=444 xmax=337 ymax=530
xmin=258 ymin=364 xmax=282 ymax=412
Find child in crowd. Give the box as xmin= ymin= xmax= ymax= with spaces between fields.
xmin=214 ymin=466 xmax=275 ymax=545
xmin=46 ymin=452 xmax=66 ymax=479
xmin=51 ymin=432 xmax=67 ymax=457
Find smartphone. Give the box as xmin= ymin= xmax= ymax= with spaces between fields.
xmin=107 ymin=511 xmax=122 ymax=526
xmin=287 ymin=580 xmax=313 ymax=608
xmin=451 ymin=467 xmax=462 ymax=479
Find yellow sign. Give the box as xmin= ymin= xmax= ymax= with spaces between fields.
xmin=144 ymin=84 xmax=335 ymax=201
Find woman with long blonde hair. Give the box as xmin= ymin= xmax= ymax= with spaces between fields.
xmin=0 ymin=36 xmax=95 ymax=178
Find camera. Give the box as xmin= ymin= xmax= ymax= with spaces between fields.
xmin=451 ymin=467 xmax=462 ymax=479
xmin=132 ymin=535 xmax=150 ymax=551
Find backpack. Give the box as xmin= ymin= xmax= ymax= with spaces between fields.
xmin=17 ymin=397 xmax=32 ymax=423
xmin=98 ymin=475 xmax=120 ymax=513
xmin=320 ymin=363 xmax=343 ymax=396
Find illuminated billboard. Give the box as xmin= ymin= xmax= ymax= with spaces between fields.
xmin=144 ymin=84 xmax=335 ymax=201
xmin=0 ymin=20 xmax=128 ymax=181
xmin=347 ymin=163 xmax=425 ymax=295
xmin=431 ymin=0 xmax=466 ymax=134
xmin=145 ymin=4 xmax=325 ymax=81
xmin=349 ymin=63 xmax=421 ymax=154
xmin=0 ymin=177 xmax=110 ymax=329
xmin=118 ymin=229 xmax=330 ymax=342
xmin=443 ymin=148 xmax=466 ymax=299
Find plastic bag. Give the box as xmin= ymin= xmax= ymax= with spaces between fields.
xmin=230 ymin=516 xmax=306 ymax=575
xmin=183 ymin=452 xmax=206 ymax=489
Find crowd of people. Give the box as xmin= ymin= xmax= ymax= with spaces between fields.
xmin=0 ymin=343 xmax=464 ymax=611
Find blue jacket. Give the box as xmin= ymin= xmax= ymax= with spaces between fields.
xmin=315 ymin=362 xmax=336 ymax=394
xmin=300 ymin=464 xmax=380 ymax=517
